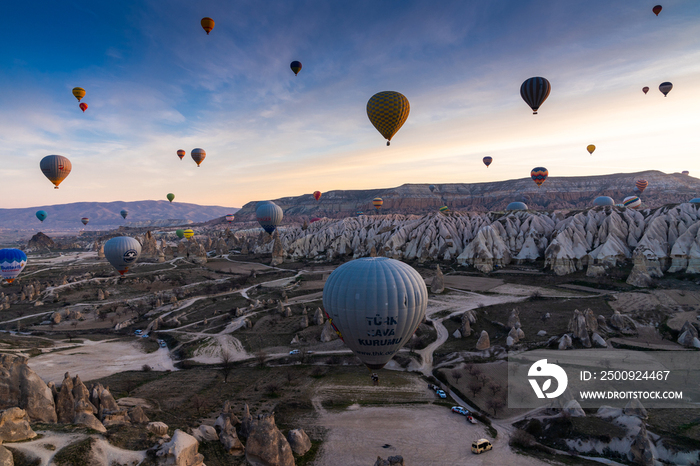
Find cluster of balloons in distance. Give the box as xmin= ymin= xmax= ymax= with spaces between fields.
xmin=72 ymin=87 xmax=88 ymax=113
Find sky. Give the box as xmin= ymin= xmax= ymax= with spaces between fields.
xmin=1 ymin=0 xmax=699 ymax=209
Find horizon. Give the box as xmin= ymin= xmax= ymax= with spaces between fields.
xmin=2 ymin=1 xmax=699 ymax=209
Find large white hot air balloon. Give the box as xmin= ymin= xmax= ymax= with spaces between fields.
xmin=104 ymin=236 xmax=142 ymax=276
xmin=322 ymin=257 xmax=427 ymax=370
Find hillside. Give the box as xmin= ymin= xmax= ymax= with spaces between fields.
xmin=233 ymin=170 xmax=700 ymax=222
xmin=0 ymin=200 xmax=238 ymax=236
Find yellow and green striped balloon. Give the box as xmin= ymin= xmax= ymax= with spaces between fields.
xmin=367 ymin=91 xmax=410 ymax=146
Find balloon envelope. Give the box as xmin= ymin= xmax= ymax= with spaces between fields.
xmin=176 ymin=229 xmax=185 ymax=239
xmin=120 ymin=209 xmax=128 ymax=219
xmin=690 ymin=199 xmax=700 ymax=204
xmin=79 ymin=103 xmax=88 ymax=112
xmin=623 ymin=196 xmax=642 ymax=209
xmin=652 ymin=5 xmax=662 ymax=15
xmin=322 ymin=257 xmax=428 ymax=370
xmin=429 ymin=185 xmax=435 ymax=192
xmin=40 ymin=155 xmax=72 ymax=189
xmin=372 ymin=197 xmax=383 ymax=210
xmin=256 ymin=201 xmax=283 ymax=234
xmin=290 ymin=61 xmax=302 ymax=75
xmin=520 ymin=77 xmax=551 ymax=114
xmin=659 ymin=82 xmax=673 ymax=97
xmin=177 ymin=150 xmax=185 ymax=160
xmin=191 ymin=148 xmax=206 ymax=167
xmin=313 ymin=191 xmax=322 ymax=201
xmin=439 ymin=206 xmax=449 ymax=213
xmin=366 ymin=91 xmax=410 ymax=146
xmin=635 ymin=180 xmax=649 ymax=193
xmin=36 ymin=211 xmax=47 ymax=222
xmin=167 ymin=193 xmax=175 ymax=203
xmin=682 ymin=171 xmax=690 ymax=175
xmin=0 ymin=249 xmax=27 ymax=283
xmin=642 ymin=86 xmax=649 ymax=94
xmin=506 ymin=202 xmax=528 ymax=211
xmin=483 ymin=156 xmax=493 ymax=167
xmin=81 ymin=217 xmax=89 ymax=225
xmin=72 ymin=87 xmax=85 ymax=101
xmin=594 ymin=196 xmax=615 ymax=207
xmin=531 ymin=167 xmax=548 ymax=187
xmin=201 ymin=17 xmax=214 ymax=34
xmin=104 ymin=237 xmax=141 ymax=276
xmin=587 ymin=144 xmax=595 ymax=154
xmin=183 ymin=229 xmax=194 ymax=239
xmin=225 ymin=214 xmax=235 ymax=223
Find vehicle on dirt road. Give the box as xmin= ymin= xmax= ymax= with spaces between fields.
xmin=466 ymin=415 xmax=477 ymax=424
xmin=289 ymin=349 xmax=300 ymax=355
xmin=471 ymin=439 xmax=492 ymax=454
xmin=451 ymin=406 xmax=469 ymax=416
xmin=436 ymin=389 xmax=446 ymax=399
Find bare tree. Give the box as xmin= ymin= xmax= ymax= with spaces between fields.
xmin=487 ymin=397 xmax=505 ymax=416
xmin=220 ymin=350 xmax=234 ymax=383
xmin=488 ymin=381 xmax=502 ymax=396
xmin=468 ymin=379 xmax=484 ymax=398
xmin=452 ymin=369 xmax=463 ymax=385
xmin=255 ymin=349 xmax=268 ymax=368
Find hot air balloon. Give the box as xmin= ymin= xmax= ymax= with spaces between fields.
xmin=642 ymin=86 xmax=649 ymax=94
xmin=290 ymin=61 xmax=302 ymax=76
xmin=183 ymin=229 xmax=194 ymax=239
xmin=594 ymin=196 xmax=614 ymax=207
xmin=366 ymin=91 xmax=410 ymax=146
xmin=81 ymin=217 xmax=89 ymax=225
xmin=176 ymin=229 xmax=185 ymax=239
xmin=167 ymin=193 xmax=175 ymax=203
xmin=225 ymin=214 xmax=235 ymax=223
xmin=313 ymin=191 xmax=322 ymax=201
xmin=520 ymin=77 xmax=551 ymax=114
xmin=322 ymin=257 xmax=427 ymax=369
xmin=652 ymin=5 xmax=662 ymax=16
xmin=177 ymin=150 xmax=185 ymax=160
xmin=310 ymin=217 xmax=321 ymax=223
xmin=635 ymin=179 xmax=649 ymax=193
xmin=506 ymin=202 xmax=528 ymax=211
xmin=690 ymin=198 xmax=700 ymax=204
xmin=623 ymin=196 xmax=642 ymax=209
xmin=104 ymin=237 xmax=141 ymax=276
xmin=439 ymin=206 xmax=449 ymax=213
xmin=682 ymin=171 xmax=690 ymax=175
xmin=659 ymin=82 xmax=673 ymax=97
xmin=372 ymin=197 xmax=383 ymax=211
xmin=120 ymin=209 xmax=128 ymax=219
xmin=0 ymin=249 xmax=27 ymax=283
xmin=256 ymin=201 xmax=283 ymax=234
xmin=531 ymin=167 xmax=548 ymax=188
xmin=36 ymin=211 xmax=47 ymax=223
xmin=483 ymin=156 xmax=493 ymax=168
xmin=72 ymin=87 xmax=86 ymax=101
xmin=79 ymin=103 xmax=88 ymax=113
xmin=201 ymin=17 xmax=214 ymax=34
xmin=587 ymin=145 xmax=596 ymax=155
xmin=191 ymin=148 xmax=206 ymax=167
xmin=40 ymin=155 xmax=72 ymax=189
xmin=429 ymin=185 xmax=436 ymax=192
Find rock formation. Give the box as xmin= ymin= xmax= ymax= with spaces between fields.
xmin=629 ymin=424 xmax=655 ymax=466
xmin=475 ymin=330 xmax=490 ymax=350
xmin=320 ymin=320 xmax=338 ymax=342
xmin=156 ymin=429 xmax=204 ymax=466
xmin=148 ymin=421 xmax=169 ymax=437
xmin=287 ymin=428 xmax=312 ymax=455
xmin=313 ymin=308 xmax=324 ymax=326
xmin=430 ymin=265 xmax=444 ymax=293
xmin=0 ymin=354 xmax=57 ymax=423
xmin=0 ymin=407 xmax=36 ymax=442
xmin=245 ymin=414 xmax=295 ymax=466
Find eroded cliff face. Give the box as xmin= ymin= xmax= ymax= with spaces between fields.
xmin=233 ymin=170 xmax=700 ymax=222
xmin=229 ymin=203 xmax=700 ymax=282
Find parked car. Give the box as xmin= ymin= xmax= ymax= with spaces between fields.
xmin=141 ymin=334 xmax=149 ymax=338
xmin=435 ymin=389 xmax=447 ymax=399
xmin=134 ymin=330 xmax=142 ymax=335
xmin=289 ymin=349 xmax=300 ymax=355
xmin=471 ymin=439 xmax=492 ymax=454
xmin=428 ymin=383 xmax=437 ymax=391
xmin=159 ymin=341 xmax=167 ymax=348
xmin=451 ymin=406 xmax=469 ymax=416
xmin=466 ymin=415 xmax=477 ymax=424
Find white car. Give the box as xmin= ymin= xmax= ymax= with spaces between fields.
xmin=289 ymin=349 xmax=300 ymax=355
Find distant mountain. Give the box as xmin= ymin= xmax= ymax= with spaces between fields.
xmin=233 ymin=170 xmax=700 ymax=222
xmin=0 ymin=201 xmax=239 ymax=233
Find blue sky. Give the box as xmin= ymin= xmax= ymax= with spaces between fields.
xmin=1 ymin=0 xmax=699 ymax=208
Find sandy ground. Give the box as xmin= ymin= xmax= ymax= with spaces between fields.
xmin=205 ymin=260 xmax=271 ymax=274
xmin=443 ymin=275 xmax=505 ymax=292
xmin=314 ymin=405 xmax=547 ymax=466
xmin=6 ymin=432 xmax=145 ymax=466
xmin=28 ymin=340 xmax=177 ymax=384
